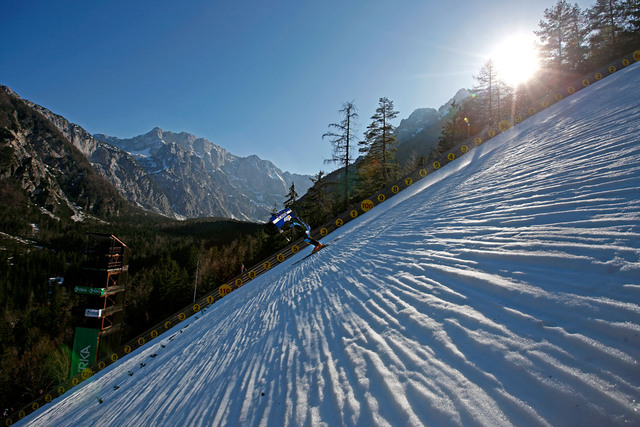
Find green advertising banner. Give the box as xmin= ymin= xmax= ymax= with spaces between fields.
xmin=74 ymin=286 xmax=106 ymax=296
xmin=69 ymin=327 xmax=99 ymax=378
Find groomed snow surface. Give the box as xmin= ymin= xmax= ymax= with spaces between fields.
xmin=22 ymin=63 xmax=640 ymax=426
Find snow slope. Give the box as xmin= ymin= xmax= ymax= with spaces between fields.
xmin=21 ymin=62 xmax=640 ymax=426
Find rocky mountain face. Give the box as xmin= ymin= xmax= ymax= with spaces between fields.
xmin=0 ymin=85 xmax=130 ymax=222
xmin=396 ymin=88 xmax=472 ymax=141
xmin=17 ymin=95 xmax=175 ymax=218
xmin=1 ymin=86 xmax=312 ymax=223
xmin=395 ymin=88 xmax=472 ymax=164
xmin=1 ymin=82 xmax=468 ymax=224
xmin=94 ymin=128 xmax=312 ymax=222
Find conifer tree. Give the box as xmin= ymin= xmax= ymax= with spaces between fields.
xmin=284 ymin=182 xmax=298 ymax=209
xmin=323 ymin=101 xmax=358 ymax=209
xmin=473 ymin=60 xmax=512 ymax=124
xmin=587 ymin=0 xmax=627 ymax=61
xmin=625 ymin=0 xmax=640 ymax=36
xmin=358 ymin=97 xmax=399 ymax=187
xmin=535 ymin=0 xmax=587 ymax=77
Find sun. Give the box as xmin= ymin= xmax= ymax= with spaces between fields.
xmin=491 ymin=34 xmax=540 ymax=87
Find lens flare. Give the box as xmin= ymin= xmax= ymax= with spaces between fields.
xmin=491 ymin=34 xmax=540 ymax=87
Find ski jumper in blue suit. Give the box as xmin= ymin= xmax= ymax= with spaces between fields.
xmin=270 ymin=208 xmax=322 ymax=249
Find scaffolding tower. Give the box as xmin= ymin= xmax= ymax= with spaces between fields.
xmin=73 ymin=233 xmax=130 ymax=359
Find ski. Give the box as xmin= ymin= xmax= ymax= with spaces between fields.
xmin=293 ymin=244 xmax=328 ymax=265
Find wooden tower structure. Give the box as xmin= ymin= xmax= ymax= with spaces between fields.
xmin=73 ymin=233 xmax=130 ymax=359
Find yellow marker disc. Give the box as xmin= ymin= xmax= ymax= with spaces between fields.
xmin=582 ymin=79 xmax=590 ymax=87
xmin=404 ymin=177 xmax=413 ymax=186
xmin=44 ymin=394 xmax=52 ymax=403
xmin=433 ymin=161 xmax=441 ymax=169
xmin=419 ymin=169 xmax=427 ymax=177
xmin=219 ymin=284 xmax=232 ymax=296
xmin=263 ymin=261 xmax=271 ymax=270
xmin=595 ymin=72 xmax=603 ymax=80
xmin=608 ymin=66 xmax=616 ymax=73
xmin=151 ymin=329 xmax=159 ymax=338
xmin=164 ymin=321 xmax=172 ymax=330
xmin=124 ymin=345 xmax=132 ymax=353
xmin=461 ymin=145 xmax=469 ymax=153
xmin=623 ymin=58 xmax=630 ymax=66
xmin=541 ymin=100 xmax=549 ymax=108
xmin=71 ymin=378 xmax=79 ymax=386
xmin=336 ymin=218 xmax=344 ymax=226
xmin=377 ymin=194 xmax=386 ymax=202
xmin=138 ymin=337 xmax=146 ymax=346
xmin=567 ymin=86 xmax=575 ymax=94
xmin=248 ymin=271 xmax=256 ymax=279
xmin=110 ymin=353 xmax=118 ymax=362
xmin=474 ymin=137 xmax=482 ymax=145
xmin=235 ymin=278 xmax=243 ymax=286
xmin=277 ymin=253 xmax=285 ymax=262
xmin=58 ymin=386 xmax=65 ymax=395
xmin=447 ymin=153 xmax=455 ymax=161
xmin=18 ymin=411 xmax=26 ymax=419
xmin=528 ymin=107 xmax=536 ymax=115
xmin=291 ymin=245 xmax=299 ymax=253
xmin=81 ymin=368 xmax=93 ymax=380
xmin=178 ymin=312 xmax=186 ymax=321
xmin=98 ymin=361 xmax=106 ymax=369
xmin=31 ymin=403 xmax=39 ymax=411
xmin=488 ymin=130 xmax=496 ymax=137
xmin=514 ymin=115 xmax=522 ymax=123
xmin=555 ymin=93 xmax=563 ymax=101
xmin=361 ymin=199 xmax=375 ymax=211
xmin=634 ymin=50 xmax=640 ymax=61
xmin=499 ymin=120 xmax=512 ymax=132
xmin=350 ymin=210 xmax=358 ymax=218
xmin=207 ymin=295 xmax=215 ymax=303
xmin=392 ymin=185 xmax=400 ymax=193
xmin=320 ymin=228 xmax=328 ymax=236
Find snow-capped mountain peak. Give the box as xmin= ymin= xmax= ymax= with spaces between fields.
xmin=94 ymin=129 xmax=312 ymax=221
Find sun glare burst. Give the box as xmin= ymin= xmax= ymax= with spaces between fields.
xmin=491 ymin=34 xmax=540 ymax=87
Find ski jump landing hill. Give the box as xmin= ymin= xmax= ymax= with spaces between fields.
xmin=5 ymin=51 xmax=640 ymax=425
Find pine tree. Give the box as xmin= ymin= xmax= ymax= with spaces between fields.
xmin=359 ymin=97 xmax=400 ymax=186
xmin=586 ymin=0 xmax=628 ymax=62
xmin=474 ymin=60 xmax=500 ymax=124
xmin=535 ymin=1 xmax=587 ymax=77
xmin=284 ymin=182 xmax=298 ymax=209
xmin=625 ymin=0 xmax=640 ymax=36
xmin=300 ymin=171 xmax=333 ymax=227
xmin=323 ymin=101 xmax=358 ymax=210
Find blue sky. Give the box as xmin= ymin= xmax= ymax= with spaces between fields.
xmin=1 ymin=0 xmax=594 ymax=175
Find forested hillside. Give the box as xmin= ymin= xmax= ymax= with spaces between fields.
xmin=299 ymin=0 xmax=640 ymax=230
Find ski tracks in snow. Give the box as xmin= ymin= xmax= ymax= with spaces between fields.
xmin=23 ymin=64 xmax=640 ymax=426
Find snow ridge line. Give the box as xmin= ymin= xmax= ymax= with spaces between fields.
xmin=4 ymin=49 xmax=640 ymax=426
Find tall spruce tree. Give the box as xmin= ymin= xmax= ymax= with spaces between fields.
xmin=587 ymin=0 xmax=637 ymax=61
xmin=323 ymin=101 xmax=358 ymax=209
xmin=359 ymin=97 xmax=399 ymax=187
xmin=625 ymin=0 xmax=640 ymax=36
xmin=473 ymin=59 xmax=513 ymax=124
xmin=284 ymin=182 xmax=298 ymax=209
xmin=300 ymin=171 xmax=333 ymax=227
xmin=535 ymin=1 xmax=587 ymax=76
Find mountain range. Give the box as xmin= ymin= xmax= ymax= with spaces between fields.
xmin=0 ymin=84 xmax=469 ymax=224
xmin=395 ymin=88 xmax=471 ymax=163
xmin=93 ymin=128 xmax=312 ymax=222
xmin=1 ymin=85 xmax=312 ymax=223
